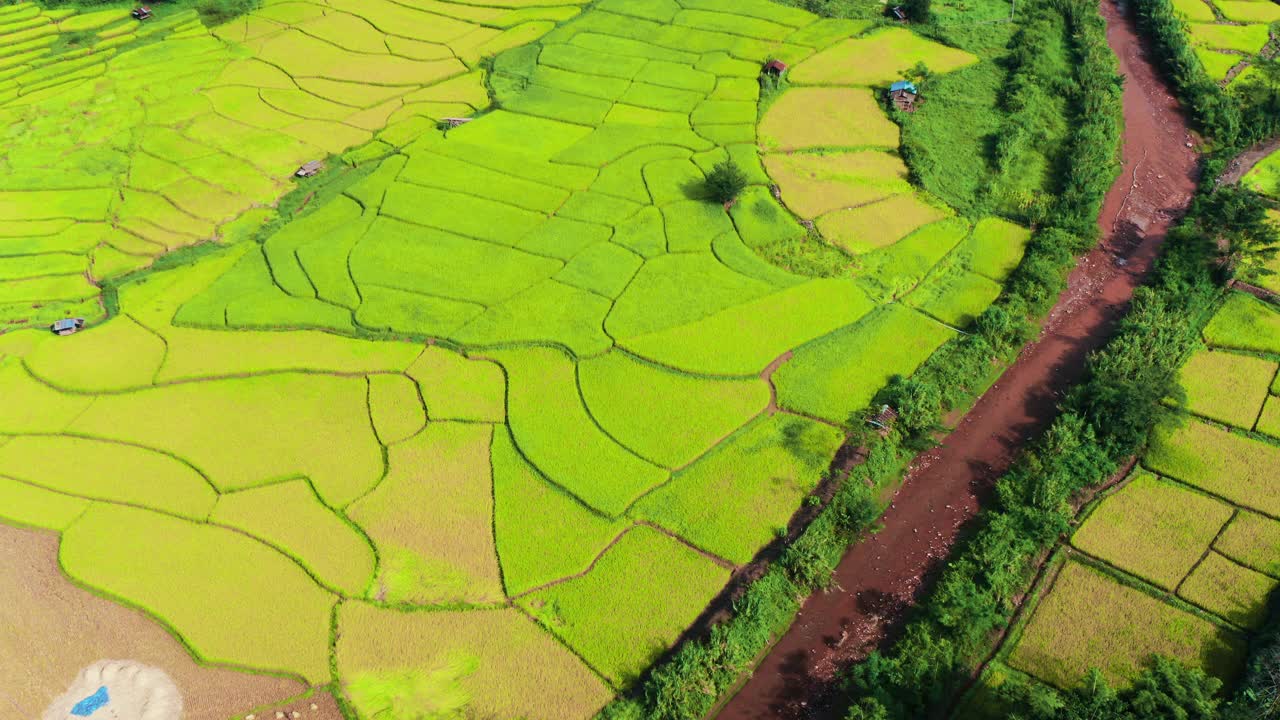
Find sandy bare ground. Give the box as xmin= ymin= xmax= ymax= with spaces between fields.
xmin=0 ymin=523 xmax=313 ymax=720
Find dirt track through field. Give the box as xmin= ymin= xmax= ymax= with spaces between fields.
xmin=716 ymin=2 xmax=1198 ymax=717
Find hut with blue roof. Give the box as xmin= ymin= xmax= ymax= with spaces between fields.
xmin=888 ymin=80 xmax=919 ymax=112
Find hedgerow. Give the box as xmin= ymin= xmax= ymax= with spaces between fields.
xmin=1131 ymin=0 xmax=1246 ymax=145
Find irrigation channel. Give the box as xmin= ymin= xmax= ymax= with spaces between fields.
xmin=716 ymin=1 xmax=1200 ymax=717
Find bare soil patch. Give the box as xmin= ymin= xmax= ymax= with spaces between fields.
xmin=0 ymin=523 xmax=306 ymax=720
xmin=716 ymin=2 xmax=1199 ymax=717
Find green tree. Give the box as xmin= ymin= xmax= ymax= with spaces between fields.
xmin=904 ymin=0 xmax=932 ymax=23
xmin=880 ymin=375 xmax=942 ymax=445
xmin=1196 ymin=186 xmax=1280 ymax=282
xmin=704 ymin=160 xmax=748 ymax=205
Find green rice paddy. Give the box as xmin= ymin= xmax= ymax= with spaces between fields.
xmin=1000 ymin=292 xmax=1280 ymax=693
xmin=1170 ymin=0 xmax=1278 ymax=82
xmin=0 ymin=0 xmax=1048 ymax=716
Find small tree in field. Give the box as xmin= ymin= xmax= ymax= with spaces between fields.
xmin=704 ymin=160 xmax=748 ymax=205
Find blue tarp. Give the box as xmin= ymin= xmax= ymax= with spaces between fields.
xmin=890 ymin=80 xmax=917 ymax=93
xmin=70 ymin=686 xmax=110 ymax=717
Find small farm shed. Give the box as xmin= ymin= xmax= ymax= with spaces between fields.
xmin=132 ymin=6 xmax=152 ymax=20
xmin=868 ymin=404 xmax=899 ymax=437
xmin=762 ymin=59 xmax=788 ymax=77
xmin=51 ymin=318 xmax=85 ymax=336
xmin=887 ymin=5 xmax=908 ymax=21
xmin=888 ymin=80 xmax=919 ymax=112
xmin=295 ymin=160 xmax=323 ymax=178
xmin=440 ymin=117 xmax=472 ymax=128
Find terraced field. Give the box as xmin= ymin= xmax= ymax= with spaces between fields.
xmin=1167 ymin=0 xmax=1279 ymax=83
xmin=983 ymin=292 xmax=1280 ymax=697
xmin=0 ymin=1 xmax=1045 ymax=717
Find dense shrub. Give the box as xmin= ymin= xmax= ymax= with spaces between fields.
xmin=1132 ymin=0 xmax=1243 ymax=145
xmin=836 ymin=76 xmax=1280 ymax=720
xmin=598 ymin=439 xmax=894 ymax=720
xmin=703 ymin=161 xmax=749 ymax=205
xmin=597 ymin=0 xmax=1124 ymax=717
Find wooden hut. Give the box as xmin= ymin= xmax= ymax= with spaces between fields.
xmin=868 ymin=405 xmax=899 ymax=437
xmin=295 ymin=160 xmax=324 ymax=178
xmin=132 ymin=6 xmax=152 ymax=20
xmin=762 ymin=59 xmax=788 ymax=78
xmin=888 ymin=80 xmax=919 ymax=112
xmin=51 ymin=318 xmax=85 ymax=336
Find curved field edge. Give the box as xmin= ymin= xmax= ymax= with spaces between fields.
xmin=0 ymin=1 xmax=1080 ymax=717
xmin=596 ymin=0 xmax=1128 ymax=714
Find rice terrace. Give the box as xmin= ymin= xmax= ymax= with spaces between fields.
xmin=2 ymin=0 xmax=1279 ymax=718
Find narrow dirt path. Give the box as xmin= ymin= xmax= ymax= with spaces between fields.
xmin=715 ymin=2 xmax=1198 ymax=718
xmin=1218 ymin=135 xmax=1280 ymax=186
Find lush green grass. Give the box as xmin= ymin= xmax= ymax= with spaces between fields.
xmin=0 ymin=435 xmax=216 ymax=521
xmin=788 ymin=27 xmax=979 ymax=86
xmin=491 ymin=430 xmax=627 ymax=596
xmin=816 ymin=194 xmax=952 ymax=254
xmin=631 ymin=414 xmax=843 ymax=564
xmin=61 ymin=503 xmax=336 ymax=684
xmin=905 ymin=264 xmax=1003 ymax=328
xmin=1187 ymin=21 xmax=1271 ymax=54
xmin=1215 ymin=510 xmax=1280 ymax=578
xmin=606 ymin=253 xmax=774 ymax=339
xmin=1202 ymin=292 xmax=1280 ymax=355
xmin=1258 ymin=396 xmax=1280 ymax=440
xmin=519 ymin=525 xmax=731 ymax=687
xmin=1179 ymin=552 xmax=1278 ymax=629
xmin=759 ymin=87 xmax=899 ymax=151
xmin=0 ymin=475 xmax=90 ymax=531
xmin=68 ymin=373 xmax=384 ymax=507
xmin=494 ymin=347 xmax=669 ymax=516
xmin=1242 ymin=149 xmax=1280 ymax=198
xmin=578 ymin=351 xmax=770 ymax=469
xmin=763 ymin=150 xmax=912 ymax=219
xmin=1172 ymin=349 xmax=1276 ymax=429
xmin=0 ymin=1 xmax=1086 ymax=714
xmin=1072 ymin=470 xmax=1233 ymax=590
xmin=211 ymin=479 xmax=377 ymax=597
xmin=367 ymin=374 xmax=426 ymax=446
xmin=776 ymin=304 xmax=955 ymax=423
xmin=335 ymin=603 xmax=613 ymax=720
xmin=347 ymin=423 xmax=504 ymax=606
xmin=1007 ymin=559 xmax=1244 ymax=688
xmin=405 ymin=346 xmax=506 ymax=423
xmin=1146 ymin=417 xmax=1280 ymax=516
xmin=959 ymin=218 xmax=1034 ymax=282
xmin=622 ymin=279 xmax=876 ymax=376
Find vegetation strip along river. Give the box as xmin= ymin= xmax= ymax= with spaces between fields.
xmin=716 ymin=1 xmax=1199 ymax=717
